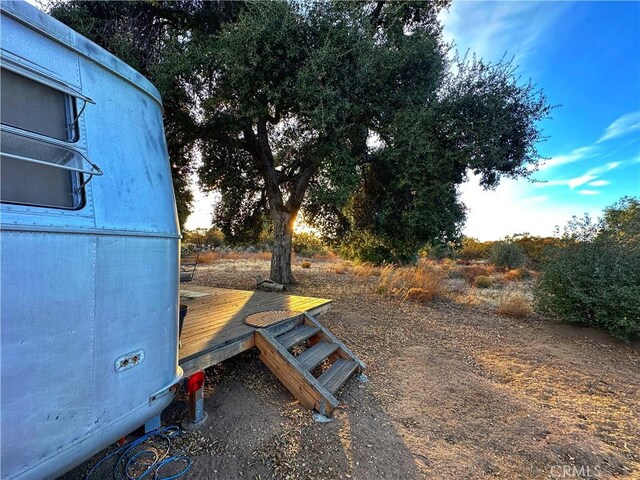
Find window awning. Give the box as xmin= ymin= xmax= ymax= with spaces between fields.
xmin=0 ymin=129 xmax=102 ymax=178
xmin=1 ymin=56 xmax=95 ymax=105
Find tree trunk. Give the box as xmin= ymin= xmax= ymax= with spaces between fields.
xmin=270 ymin=210 xmax=296 ymax=284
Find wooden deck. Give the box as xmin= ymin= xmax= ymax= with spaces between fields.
xmin=178 ymin=286 xmax=332 ymax=376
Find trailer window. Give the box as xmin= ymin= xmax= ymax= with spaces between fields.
xmin=0 ymin=70 xmax=88 ymax=209
xmin=0 ymin=156 xmax=80 ymax=209
xmin=1 ymin=68 xmax=77 ymax=141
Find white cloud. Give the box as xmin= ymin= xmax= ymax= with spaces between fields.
xmin=533 ymin=114 xmax=639 ymax=172
xmin=577 ymin=190 xmax=600 ymax=196
xmin=536 ymin=146 xmax=596 ymax=171
xmin=588 ymin=180 xmax=610 ymax=187
xmin=597 ymin=112 xmax=640 ymax=143
xmin=567 ymin=175 xmax=597 ymax=189
xmin=536 ymin=158 xmax=626 ymax=190
xmin=440 ymin=2 xmax=567 ymax=68
xmin=459 ymin=173 xmax=590 ymax=241
xmin=605 ymin=161 xmax=621 ymax=170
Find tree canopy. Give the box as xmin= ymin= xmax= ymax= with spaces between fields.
xmin=50 ymin=0 xmax=552 ymax=282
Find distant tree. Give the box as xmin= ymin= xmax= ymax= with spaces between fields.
xmin=458 ymin=237 xmax=492 ymax=261
xmin=490 ymin=241 xmax=527 ymax=270
xmin=602 ymin=196 xmax=640 ymax=240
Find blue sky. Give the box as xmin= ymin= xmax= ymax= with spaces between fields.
xmin=446 ymin=1 xmax=640 ymax=240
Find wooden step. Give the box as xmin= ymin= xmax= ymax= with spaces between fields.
xmin=296 ymin=341 xmax=339 ymax=371
xmin=277 ymin=325 xmax=321 ymax=350
xmin=255 ymin=312 xmax=366 ymax=417
xmin=318 ymin=359 xmax=359 ymax=394
xmin=255 ymin=330 xmax=340 ymax=416
xmin=303 ymin=313 xmax=366 ymax=371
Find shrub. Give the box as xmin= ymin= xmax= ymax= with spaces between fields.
xmin=300 ymin=261 xmax=311 ymax=269
xmin=511 ymin=235 xmax=562 ymax=269
xmin=474 ymin=275 xmax=492 ymax=288
xmin=534 ymin=199 xmax=640 ymax=340
xmin=496 ymin=293 xmax=533 ymax=318
xmin=293 ymin=232 xmax=328 ymax=257
xmin=425 ymin=243 xmax=457 ymax=261
xmin=490 ymin=241 xmax=526 ymax=270
xmin=458 ymin=237 xmax=492 ymax=261
xmin=377 ymin=264 xmax=446 ymax=301
xmin=461 ymin=264 xmax=495 ymax=284
xmin=183 ymin=228 xmax=225 ymax=248
xmin=340 ymin=231 xmax=414 ymax=264
xmin=332 ymin=263 xmax=349 ymax=274
xmin=353 ymin=263 xmax=381 ymax=277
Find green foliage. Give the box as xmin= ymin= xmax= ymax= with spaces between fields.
xmin=424 ymin=243 xmax=458 ymax=261
xmin=602 ymin=196 xmax=640 ymax=240
xmin=458 ymin=237 xmax=492 ymax=260
xmin=508 ymin=234 xmax=562 ymax=269
xmin=534 ymin=197 xmax=640 ymax=340
xmin=183 ymin=228 xmax=225 ymax=248
xmin=190 ymin=0 xmax=552 ymax=269
xmin=292 ymin=232 xmax=327 ymax=257
xmin=490 ymin=241 xmax=527 ymax=270
xmin=326 ymin=51 xmax=552 ymax=263
xmin=474 ymin=275 xmax=493 ymax=288
xmin=339 ymin=230 xmax=420 ymax=264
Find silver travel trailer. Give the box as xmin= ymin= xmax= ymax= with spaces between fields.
xmin=0 ymin=2 xmax=183 ymax=478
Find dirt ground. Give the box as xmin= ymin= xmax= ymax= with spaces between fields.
xmin=63 ymin=257 xmax=639 ymax=480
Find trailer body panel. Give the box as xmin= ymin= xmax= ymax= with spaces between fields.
xmin=0 ymin=2 xmax=181 ymax=478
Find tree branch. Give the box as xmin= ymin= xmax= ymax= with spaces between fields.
xmin=370 ymin=1 xmax=385 ymax=26
xmin=252 ymin=121 xmax=284 ymax=211
xmin=288 ymin=161 xmax=318 ymax=211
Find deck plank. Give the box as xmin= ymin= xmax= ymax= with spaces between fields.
xmin=178 ymin=286 xmax=331 ymax=368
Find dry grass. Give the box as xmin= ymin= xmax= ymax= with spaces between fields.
xmin=460 ymin=264 xmax=495 ymax=284
xmin=189 ymin=250 xmax=275 ymax=264
xmin=196 ymin=251 xmax=218 ymax=264
xmin=197 ymin=251 xmax=269 ymax=263
xmin=300 ymin=261 xmax=312 ymax=269
xmin=496 ymin=293 xmax=533 ymax=318
xmin=332 ymin=263 xmax=350 ymax=274
xmin=309 ymin=251 xmax=337 ymax=260
xmin=502 ymin=269 xmax=522 ymax=282
xmin=376 ymin=264 xmax=446 ymax=303
xmin=403 ymin=287 xmax=439 ymax=303
xmin=453 ymin=292 xmax=484 ymax=306
xmin=353 ymin=263 xmax=381 ymax=277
